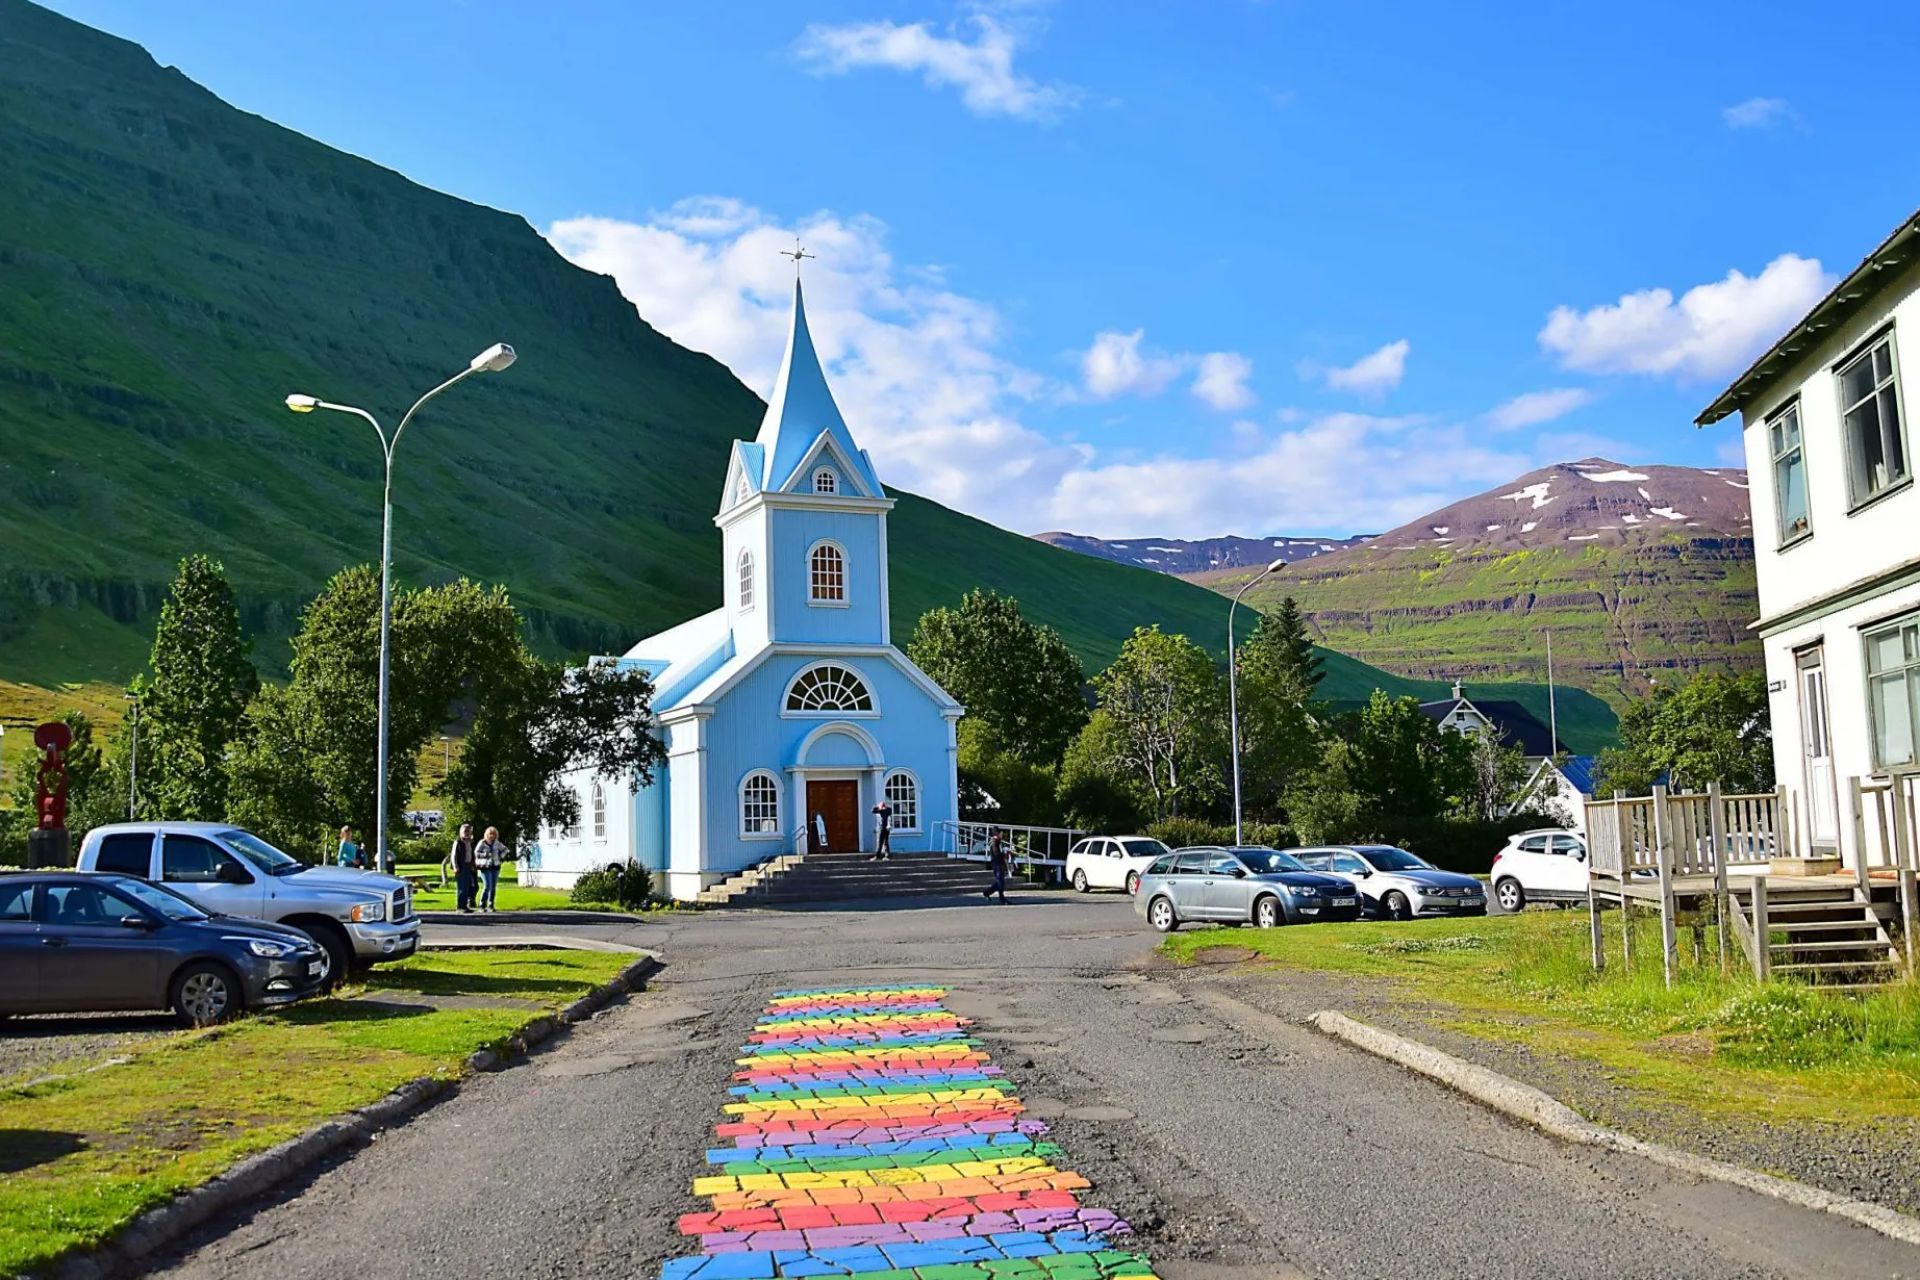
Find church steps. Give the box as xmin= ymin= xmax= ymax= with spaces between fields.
xmin=700 ymin=852 xmax=1031 ymax=906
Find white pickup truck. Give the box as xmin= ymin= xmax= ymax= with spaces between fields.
xmin=75 ymin=821 xmax=420 ymax=981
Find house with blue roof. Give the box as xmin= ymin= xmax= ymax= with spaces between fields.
xmin=524 ymin=277 xmax=964 ymax=899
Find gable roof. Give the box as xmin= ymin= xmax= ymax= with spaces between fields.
xmin=753 ymin=278 xmax=884 ymax=496
xmin=1419 ymin=695 xmax=1567 ymax=756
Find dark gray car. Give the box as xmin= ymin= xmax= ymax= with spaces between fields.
xmin=0 ymin=872 xmax=330 ymax=1026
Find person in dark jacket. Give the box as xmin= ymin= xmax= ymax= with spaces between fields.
xmin=869 ymin=800 xmax=893 ymax=861
xmin=447 ymin=824 xmax=477 ymax=913
xmin=981 ymin=828 xmax=1010 ymax=903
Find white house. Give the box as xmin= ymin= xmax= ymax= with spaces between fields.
xmin=1697 ymin=207 xmax=1920 ymax=870
xmin=523 ymin=277 xmax=965 ymax=900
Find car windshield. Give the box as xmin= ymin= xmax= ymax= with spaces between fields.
xmin=220 ymin=830 xmax=305 ymax=876
xmin=1360 ymin=847 xmax=1432 ymax=872
xmin=1118 ymin=838 xmax=1171 ymax=859
xmin=109 ymin=876 xmax=210 ymax=921
xmin=1232 ymin=848 xmax=1309 ymax=874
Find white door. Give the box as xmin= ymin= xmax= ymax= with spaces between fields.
xmin=1798 ymin=650 xmax=1838 ymax=848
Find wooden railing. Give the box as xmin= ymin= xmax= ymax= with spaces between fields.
xmin=1585 ymin=784 xmax=1788 ymax=879
xmin=1854 ymin=769 xmax=1920 ymax=969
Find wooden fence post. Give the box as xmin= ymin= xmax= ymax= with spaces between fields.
xmin=1653 ymin=784 xmax=1678 ymax=988
xmin=1891 ymin=772 xmax=1918 ymax=974
xmin=1588 ymin=883 xmax=1604 ymax=971
xmin=1751 ymin=874 xmax=1770 ymax=981
xmin=1613 ymin=790 xmax=1632 ymax=967
xmin=1848 ymin=775 xmax=1869 ymax=893
xmin=1708 ymin=781 xmax=1729 ymax=974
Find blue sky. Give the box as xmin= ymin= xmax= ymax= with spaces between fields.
xmin=41 ymin=0 xmax=1920 ymax=538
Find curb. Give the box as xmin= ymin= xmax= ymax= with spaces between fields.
xmin=47 ymin=951 xmax=663 ymax=1280
xmin=417 ymin=909 xmax=655 ymax=925
xmin=1309 ymin=1009 xmax=1920 ymax=1250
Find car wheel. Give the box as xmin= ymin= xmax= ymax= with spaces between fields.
xmin=1126 ymin=871 xmax=1142 ymax=896
xmin=1147 ymin=896 xmax=1178 ymax=933
xmin=171 ymin=962 xmax=240 ymax=1027
xmin=1255 ymin=895 xmax=1284 ymax=929
xmin=297 ymin=921 xmax=353 ymax=990
xmin=1072 ymin=869 xmax=1089 ymax=893
xmin=1383 ymin=891 xmax=1412 ymax=922
xmin=1495 ymin=877 xmax=1525 ymax=913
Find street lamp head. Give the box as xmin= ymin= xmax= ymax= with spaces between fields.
xmin=285 ymin=394 xmax=319 ymax=413
xmin=1267 ymin=558 xmax=1287 ymax=573
xmin=470 ymin=342 xmax=517 ymax=373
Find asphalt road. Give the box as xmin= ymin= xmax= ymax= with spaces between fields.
xmin=144 ymin=892 xmax=1920 ymax=1280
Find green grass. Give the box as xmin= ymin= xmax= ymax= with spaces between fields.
xmin=0 ymin=949 xmax=629 ymax=1274
xmin=1164 ymin=911 xmax=1920 ymax=1128
xmin=389 ymin=861 xmax=660 ymax=914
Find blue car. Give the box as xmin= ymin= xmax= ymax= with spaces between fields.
xmin=1132 ymin=846 xmax=1362 ymax=932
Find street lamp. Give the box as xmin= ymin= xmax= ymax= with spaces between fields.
xmin=124 ymin=692 xmax=139 ymax=820
xmin=1228 ymin=558 xmax=1288 ymax=846
xmin=286 ymin=342 xmax=517 ymax=870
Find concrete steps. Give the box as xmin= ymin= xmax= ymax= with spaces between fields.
xmin=699 ymin=851 xmax=1018 ymax=907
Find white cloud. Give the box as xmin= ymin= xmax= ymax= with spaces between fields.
xmin=1538 ymin=254 xmax=1834 ymax=382
xmin=794 ymin=13 xmax=1081 ymax=123
xmin=1723 ymin=97 xmax=1796 ymax=130
xmin=1485 ymin=387 xmax=1594 ymax=431
xmin=1192 ymin=351 xmax=1255 ymax=411
xmin=1080 ymin=330 xmax=1184 ymax=399
xmin=1314 ymin=339 xmax=1410 ymax=395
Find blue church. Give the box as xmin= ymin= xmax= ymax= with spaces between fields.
xmin=524 ymin=278 xmax=964 ymax=900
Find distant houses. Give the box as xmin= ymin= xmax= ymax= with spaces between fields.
xmin=1419 ymin=680 xmax=1568 ymax=764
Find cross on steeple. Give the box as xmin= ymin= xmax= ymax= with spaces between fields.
xmin=781 ymin=237 xmax=816 ymax=276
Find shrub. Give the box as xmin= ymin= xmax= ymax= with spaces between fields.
xmin=570 ymin=861 xmax=651 ymax=907
xmin=1141 ymin=817 xmax=1296 ymax=849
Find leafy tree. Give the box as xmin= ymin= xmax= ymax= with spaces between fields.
xmin=135 ymin=555 xmax=258 ymax=820
xmin=1341 ymin=691 xmax=1473 ymax=828
xmin=955 ymin=719 xmax=1061 ymax=825
xmin=1285 ymin=737 xmax=1366 ymax=844
xmin=908 ymin=590 xmax=1088 ymax=767
xmin=1594 ymin=671 xmax=1773 ymax=795
xmin=1461 ymin=727 xmax=1532 ymax=821
xmin=1056 ymin=710 xmax=1149 ymax=832
xmin=1092 ymin=626 xmax=1226 ymax=820
xmin=1233 ymin=606 xmax=1324 ymax=820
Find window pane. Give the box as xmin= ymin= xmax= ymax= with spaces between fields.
xmin=1872 ymin=672 xmax=1915 ymax=767
xmin=162 ymin=836 xmax=225 ymax=882
xmin=0 ymin=882 xmax=31 ymax=921
xmin=94 ymin=833 xmax=153 ymax=877
xmin=1848 ymin=399 xmax=1887 ymax=495
xmin=1882 ymin=386 xmax=1908 ymax=482
xmin=1876 ymin=344 xmax=1894 ymax=384
xmin=1841 ymin=351 xmax=1878 ymax=407
xmin=1867 ymin=628 xmax=1907 ymax=674
xmin=40 ymin=883 xmax=144 ymax=925
xmin=1775 ymin=448 xmax=1808 ymax=538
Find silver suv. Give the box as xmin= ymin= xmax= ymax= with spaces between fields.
xmin=75 ymin=822 xmax=419 ymax=980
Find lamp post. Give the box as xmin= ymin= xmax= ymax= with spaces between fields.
xmin=1228 ymin=558 xmax=1288 ymax=846
xmin=124 ymin=692 xmax=139 ymax=820
xmin=286 ymin=343 xmax=517 ymax=870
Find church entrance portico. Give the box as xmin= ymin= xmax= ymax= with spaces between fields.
xmin=805 ymin=778 xmax=860 ymax=853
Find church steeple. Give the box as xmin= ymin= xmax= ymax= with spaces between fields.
xmin=753 ymin=276 xmax=884 ymax=497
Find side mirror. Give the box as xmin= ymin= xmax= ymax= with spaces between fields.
xmin=1356 ymin=868 xmax=1372 ymax=878
xmin=216 ymin=861 xmax=252 ymax=885
xmin=1231 ymin=866 xmax=1247 ymax=879
xmin=119 ymin=914 xmax=157 ymax=930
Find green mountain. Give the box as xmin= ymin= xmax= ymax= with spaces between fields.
xmin=0 ymin=0 xmax=1610 ymax=745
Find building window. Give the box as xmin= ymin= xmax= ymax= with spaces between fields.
xmin=1838 ymin=333 xmax=1910 ymax=506
xmin=1866 ymin=614 xmax=1920 ymax=769
xmin=884 ymin=770 xmax=920 ymax=831
xmin=735 ymin=474 xmax=751 ymax=504
xmin=740 ymin=770 xmax=782 ymax=837
xmin=809 ymin=541 xmax=846 ymax=604
xmin=591 ymin=782 xmax=607 ymax=839
xmin=813 ymin=467 xmax=838 ymax=494
xmin=1768 ymin=402 xmax=1810 ymax=544
xmin=737 ymin=549 xmax=755 ymax=612
xmin=562 ymin=807 xmax=581 ymax=840
xmin=785 ymin=663 xmax=874 ymax=713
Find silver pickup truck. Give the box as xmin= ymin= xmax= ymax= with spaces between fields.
xmin=75 ymin=821 xmax=420 ymax=981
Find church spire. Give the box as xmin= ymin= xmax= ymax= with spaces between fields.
xmin=752 ymin=273 xmax=883 ymax=497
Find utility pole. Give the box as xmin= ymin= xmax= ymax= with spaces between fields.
xmin=126 ymin=694 xmax=139 ymax=820
xmin=1545 ymin=629 xmax=1559 ymax=755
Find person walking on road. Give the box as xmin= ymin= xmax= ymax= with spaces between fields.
xmin=448 ymin=823 xmax=477 ymax=913
xmin=336 ymin=826 xmax=365 ymax=870
xmin=869 ymin=799 xmax=893 ymax=861
xmin=981 ymin=827 xmax=1010 ymax=903
xmin=474 ymin=826 xmax=509 ymax=912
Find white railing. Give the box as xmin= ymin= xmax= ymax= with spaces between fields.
xmin=934 ymin=820 xmax=1087 ymax=878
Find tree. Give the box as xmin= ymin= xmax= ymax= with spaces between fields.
xmin=1594 ymin=671 xmax=1773 ymax=795
xmin=1461 ymin=727 xmax=1531 ymax=821
xmin=1233 ymin=606 xmax=1324 ymax=820
xmin=1342 ymin=691 xmax=1473 ymax=828
xmin=908 ymin=590 xmax=1087 ymax=767
xmin=1056 ymin=711 xmax=1148 ymax=833
xmin=1244 ymin=597 xmax=1324 ymax=691
xmin=1093 ymin=626 xmax=1226 ymax=820
xmin=135 ymin=555 xmax=258 ymax=820
xmin=955 ymin=719 xmax=1061 ymax=825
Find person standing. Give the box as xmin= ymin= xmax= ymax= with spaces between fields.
xmin=474 ymin=826 xmax=509 ymax=912
xmin=336 ymin=826 xmax=364 ymax=870
xmin=981 ymin=827 xmax=1010 ymax=903
xmin=869 ymin=799 xmax=893 ymax=861
xmin=448 ymin=823 xmax=477 ymax=913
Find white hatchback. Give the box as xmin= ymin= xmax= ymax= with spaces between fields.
xmin=1489 ymin=828 xmax=1589 ymax=911
xmin=1067 ymin=836 xmax=1173 ymax=895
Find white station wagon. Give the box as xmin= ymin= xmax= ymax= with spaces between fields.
xmin=1066 ymin=835 xmax=1174 ymax=895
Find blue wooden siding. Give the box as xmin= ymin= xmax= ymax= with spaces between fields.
xmin=768 ymin=509 xmax=885 ymax=644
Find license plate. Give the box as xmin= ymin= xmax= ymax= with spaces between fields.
xmin=1333 ymin=897 xmax=1356 ymax=907
xmin=307 ymin=961 xmax=324 ymax=977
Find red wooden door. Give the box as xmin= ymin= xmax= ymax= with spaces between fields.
xmin=807 ymin=781 xmax=860 ymax=853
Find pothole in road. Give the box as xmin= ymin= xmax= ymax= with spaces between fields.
xmin=1149 ymin=1024 xmax=1221 ymax=1043
xmin=622 ymin=1002 xmax=711 ymax=1028
xmin=536 ymin=1054 xmax=637 ymax=1078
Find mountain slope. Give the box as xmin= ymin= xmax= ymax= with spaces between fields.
xmin=1031 ymin=532 xmax=1373 ymax=575
xmin=1193 ymin=460 xmax=1760 ymax=708
xmin=0 ymin=0 xmax=1260 ymax=685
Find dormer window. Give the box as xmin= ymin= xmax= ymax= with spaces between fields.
xmin=812 ymin=467 xmax=838 ymax=495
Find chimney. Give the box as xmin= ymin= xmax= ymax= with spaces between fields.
xmin=1451 ymin=679 xmax=1463 ymax=700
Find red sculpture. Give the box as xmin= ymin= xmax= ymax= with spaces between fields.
xmin=34 ymin=720 xmax=71 ymax=831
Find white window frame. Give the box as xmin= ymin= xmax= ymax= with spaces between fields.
xmin=737 ymin=548 xmax=756 ymax=613
xmin=1864 ymin=612 xmax=1920 ymax=770
xmin=782 ymin=661 xmax=879 ymax=716
xmin=739 ymin=769 xmax=783 ymax=840
xmin=1767 ymin=399 xmax=1811 ymax=547
xmin=807 ymin=539 xmax=849 ymax=607
xmin=590 ymin=781 xmax=607 ymax=840
xmin=1836 ymin=329 xmax=1912 ymax=510
xmin=813 ymin=466 xmax=839 ymax=495
xmin=883 ymin=769 xmax=921 ymax=833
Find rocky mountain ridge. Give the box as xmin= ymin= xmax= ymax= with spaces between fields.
xmin=1030 ymin=532 xmax=1373 ymax=575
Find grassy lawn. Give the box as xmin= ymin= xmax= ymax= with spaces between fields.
xmin=0 ymin=949 xmax=630 ymax=1275
xmin=1165 ymin=910 xmax=1920 ymax=1130
xmin=391 ymin=861 xmax=659 ymax=914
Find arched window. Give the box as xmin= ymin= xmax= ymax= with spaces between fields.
xmin=784 ymin=663 xmax=875 ymax=713
xmin=740 ymin=770 xmax=782 ymax=837
xmin=808 ymin=541 xmax=846 ymax=604
xmin=737 ymin=549 xmax=755 ymax=612
xmin=590 ymin=782 xmax=607 ymax=839
xmin=812 ymin=467 xmax=839 ymax=494
xmin=884 ymin=770 xmax=920 ymax=832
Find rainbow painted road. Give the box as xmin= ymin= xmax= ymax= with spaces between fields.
xmin=662 ymin=984 xmax=1159 ymax=1280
